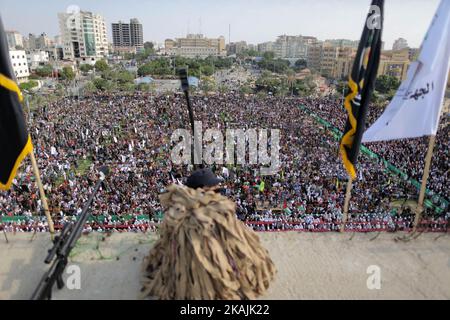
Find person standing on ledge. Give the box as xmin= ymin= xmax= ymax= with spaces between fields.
xmin=141 ymin=168 xmax=276 ymax=300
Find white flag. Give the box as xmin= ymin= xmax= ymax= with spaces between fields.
xmin=363 ymin=0 xmax=450 ymax=143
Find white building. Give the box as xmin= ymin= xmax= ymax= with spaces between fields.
xmin=392 ymin=38 xmax=409 ymax=51
xmin=164 ymin=34 xmax=226 ymax=58
xmin=9 ymin=50 xmax=29 ymax=83
xmin=257 ymin=35 xmax=318 ymax=59
xmin=58 ymin=10 xmax=109 ymax=64
xmin=6 ymin=31 xmax=23 ymax=49
xmin=26 ymin=50 xmax=50 ymax=71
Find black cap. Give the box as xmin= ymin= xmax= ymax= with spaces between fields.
xmin=185 ymin=168 xmax=222 ymax=189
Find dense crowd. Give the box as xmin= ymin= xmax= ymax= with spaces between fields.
xmin=0 ymin=92 xmax=448 ymax=233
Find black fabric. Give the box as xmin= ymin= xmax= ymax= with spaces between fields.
xmin=340 ymin=0 xmax=384 ymax=173
xmin=185 ymin=168 xmax=222 ymax=189
xmin=0 ymin=16 xmax=30 ymax=186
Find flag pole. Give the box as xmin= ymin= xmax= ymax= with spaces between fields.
xmin=412 ymin=99 xmax=449 ymax=233
xmin=341 ymin=177 xmax=353 ymax=233
xmin=29 ymin=150 xmax=55 ymax=239
xmin=412 ymin=134 xmax=436 ymax=233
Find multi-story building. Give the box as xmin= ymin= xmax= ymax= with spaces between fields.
xmin=378 ymin=49 xmax=411 ymax=81
xmin=9 ymin=50 xmax=29 ymax=83
xmin=112 ymin=18 xmax=144 ymax=52
xmin=257 ymin=41 xmax=275 ymax=54
xmin=129 ymin=18 xmax=144 ymax=50
xmin=164 ymin=34 xmax=226 ymax=58
xmin=320 ymin=45 xmax=340 ymax=77
xmin=24 ymin=33 xmax=53 ymax=50
xmin=36 ymin=33 xmax=52 ymax=49
xmin=112 ymin=21 xmax=131 ymax=47
xmin=331 ymin=47 xmax=357 ymax=79
xmin=392 ymin=38 xmax=409 ymax=51
xmin=227 ymin=41 xmax=249 ymax=55
xmin=306 ymin=42 xmax=323 ymax=71
xmin=6 ymin=31 xmax=23 ymax=49
xmin=307 ymin=41 xmax=358 ymax=79
xmin=26 ymin=50 xmax=50 ymax=71
xmin=58 ymin=10 xmax=109 ymax=63
xmin=325 ymin=39 xmax=359 ymax=49
xmin=258 ymin=35 xmax=318 ymax=59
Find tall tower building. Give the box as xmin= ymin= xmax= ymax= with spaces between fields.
xmin=112 ymin=21 xmax=131 ymax=47
xmin=112 ymin=18 xmax=144 ymax=51
xmin=58 ymin=10 xmax=108 ymax=62
xmin=6 ymin=31 xmax=23 ymax=49
xmin=130 ymin=18 xmax=143 ymax=49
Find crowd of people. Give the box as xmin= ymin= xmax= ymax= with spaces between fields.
xmin=0 ymin=91 xmax=448 ymax=233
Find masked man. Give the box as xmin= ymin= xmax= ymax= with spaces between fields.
xmin=142 ymin=168 xmax=276 ymax=300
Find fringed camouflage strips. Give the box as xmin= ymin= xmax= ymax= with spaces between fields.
xmin=141 ymin=184 xmax=276 ymax=300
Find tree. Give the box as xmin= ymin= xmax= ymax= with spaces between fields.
xmin=137 ymin=59 xmax=172 ymax=77
xmin=200 ymin=78 xmax=217 ymax=92
xmin=201 ymin=65 xmax=214 ymax=77
xmin=258 ymin=56 xmax=291 ymax=74
xmin=294 ymin=59 xmax=307 ymax=69
xmin=336 ymin=81 xmax=348 ymax=96
xmin=112 ymin=70 xmax=134 ymax=84
xmin=19 ymin=80 xmax=39 ymax=91
xmin=240 ymin=85 xmax=253 ymax=95
xmin=35 ymin=65 xmax=53 ymax=77
xmin=94 ymin=59 xmax=109 ymax=72
xmin=92 ymin=78 xmax=114 ymax=91
xmin=375 ymin=75 xmax=400 ymax=94
xmin=263 ymin=51 xmax=275 ymax=60
xmin=292 ymin=76 xmax=317 ymax=97
xmin=60 ymin=67 xmax=75 ymax=81
xmin=79 ymin=64 xmax=94 ymax=73
xmin=136 ymin=83 xmax=151 ymax=91
xmin=144 ymin=42 xmax=154 ymax=50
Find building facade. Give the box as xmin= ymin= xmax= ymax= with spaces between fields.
xmin=257 ymin=41 xmax=275 ymax=54
xmin=165 ymin=34 xmax=226 ymax=58
xmin=24 ymin=33 xmax=53 ymax=50
xmin=9 ymin=50 xmax=29 ymax=83
xmin=378 ymin=49 xmax=411 ymax=82
xmin=6 ymin=31 xmax=23 ymax=49
xmin=324 ymin=39 xmax=359 ymax=49
xmin=307 ymin=42 xmax=358 ymax=79
xmin=227 ymin=41 xmax=249 ymax=55
xmin=112 ymin=18 xmax=144 ymax=52
xmin=58 ymin=10 xmax=108 ymax=63
xmin=129 ymin=18 xmax=144 ymax=50
xmin=258 ymin=35 xmax=318 ymax=60
xmin=26 ymin=50 xmax=50 ymax=71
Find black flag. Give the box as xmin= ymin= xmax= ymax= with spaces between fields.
xmin=340 ymin=0 xmax=384 ymax=180
xmin=0 ymin=16 xmax=33 ymax=190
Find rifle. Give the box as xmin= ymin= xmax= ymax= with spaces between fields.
xmin=178 ymin=68 xmax=203 ymax=170
xmin=30 ymin=166 xmax=110 ymax=300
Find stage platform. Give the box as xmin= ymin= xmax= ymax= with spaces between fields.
xmin=0 ymin=232 xmax=449 ymax=299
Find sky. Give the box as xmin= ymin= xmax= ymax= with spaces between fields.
xmin=0 ymin=0 xmax=441 ymax=49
